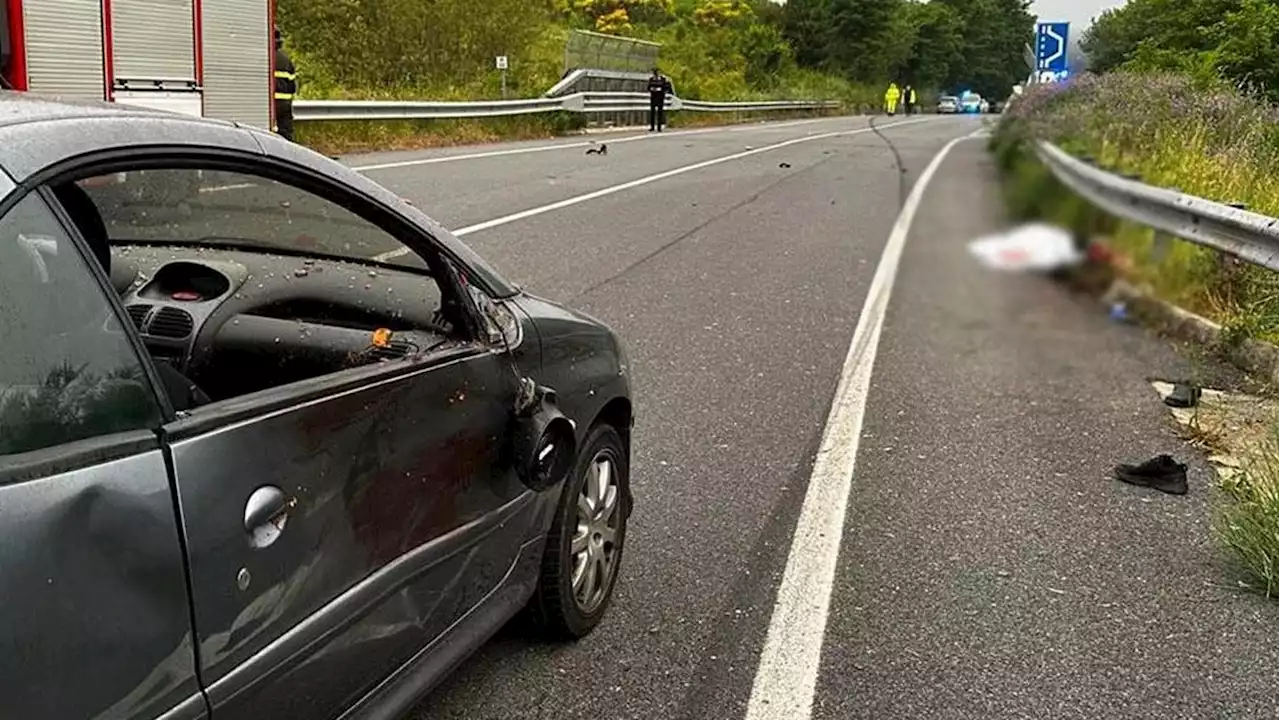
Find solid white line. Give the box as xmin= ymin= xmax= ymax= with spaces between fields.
xmin=742 ymin=130 xmax=979 ymax=720
xmin=349 ymin=117 xmax=841 ymax=172
xmin=370 ymin=117 xmax=935 ymax=261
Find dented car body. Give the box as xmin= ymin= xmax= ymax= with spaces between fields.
xmin=0 ymin=92 xmax=633 ymax=720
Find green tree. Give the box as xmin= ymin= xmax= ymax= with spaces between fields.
xmin=1215 ymin=0 xmax=1279 ymax=98
xmin=892 ymin=0 xmax=965 ymax=89
xmin=825 ymin=0 xmax=905 ymax=82
xmin=782 ymin=0 xmax=833 ymax=69
xmin=936 ymin=0 xmax=1034 ymax=98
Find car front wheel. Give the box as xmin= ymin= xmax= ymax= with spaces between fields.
xmin=527 ymin=423 xmax=629 ymax=639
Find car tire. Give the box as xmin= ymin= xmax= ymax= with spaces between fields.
xmin=526 ymin=423 xmax=629 ymax=640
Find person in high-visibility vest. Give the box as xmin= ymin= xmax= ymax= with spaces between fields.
xmin=884 ymin=82 xmax=900 ymax=116
xmin=273 ymin=25 xmax=298 ymax=141
xmin=905 ymin=85 xmax=918 ymax=115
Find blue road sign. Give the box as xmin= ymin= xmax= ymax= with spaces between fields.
xmin=1036 ymin=22 xmax=1070 ymax=75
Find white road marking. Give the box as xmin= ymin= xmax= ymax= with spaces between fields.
xmin=349 ymin=117 xmax=843 ymax=172
xmin=370 ymin=117 xmax=936 ymax=261
xmin=742 ymin=129 xmax=980 ymax=720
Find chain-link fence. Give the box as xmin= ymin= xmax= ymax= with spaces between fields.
xmin=564 ymin=30 xmax=661 ymax=75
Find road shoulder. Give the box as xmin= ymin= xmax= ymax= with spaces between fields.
xmin=813 ymin=140 xmax=1279 ymax=720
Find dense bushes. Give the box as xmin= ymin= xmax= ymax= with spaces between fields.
xmin=1080 ymin=0 xmax=1279 ymax=102
xmin=276 ymin=0 xmax=1033 ymax=105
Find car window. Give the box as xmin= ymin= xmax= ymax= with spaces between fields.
xmin=66 ymin=165 xmax=480 ymax=407
xmin=79 ymin=168 xmax=422 ymax=267
xmin=0 ymin=193 xmax=161 ymax=456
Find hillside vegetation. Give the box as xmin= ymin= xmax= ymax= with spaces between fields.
xmin=277 ymin=0 xmax=1035 ymax=105
xmin=1080 ymin=0 xmax=1278 ymax=102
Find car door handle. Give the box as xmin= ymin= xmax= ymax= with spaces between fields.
xmin=244 ymin=485 xmax=290 ymax=549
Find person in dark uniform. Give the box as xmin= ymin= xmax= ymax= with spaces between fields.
xmin=273 ymin=25 xmax=297 ymax=141
xmin=647 ymin=68 xmax=672 ymax=132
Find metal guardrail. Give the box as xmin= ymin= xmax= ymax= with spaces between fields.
xmin=293 ymin=92 xmax=839 ymax=123
xmin=1036 ymin=141 xmax=1280 ymax=271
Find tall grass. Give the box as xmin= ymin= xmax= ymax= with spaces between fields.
xmin=1214 ymin=429 xmax=1279 ymax=597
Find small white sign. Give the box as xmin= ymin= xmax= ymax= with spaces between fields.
xmin=495 ymin=56 xmax=509 ymax=70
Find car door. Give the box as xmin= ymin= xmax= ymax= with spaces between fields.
xmin=0 ymin=188 xmax=205 ymax=720
xmin=100 ymin=164 xmax=536 ymax=719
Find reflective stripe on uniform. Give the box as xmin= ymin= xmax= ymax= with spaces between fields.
xmin=275 ymin=92 xmax=295 ymax=100
xmin=274 ymin=70 xmax=297 ymax=81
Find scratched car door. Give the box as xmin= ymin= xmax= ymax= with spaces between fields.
xmin=167 ymin=349 xmax=527 ymax=719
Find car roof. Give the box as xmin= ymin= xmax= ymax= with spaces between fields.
xmin=0 ymin=91 xmax=518 ymax=297
xmin=0 ymin=90 xmax=255 ymax=181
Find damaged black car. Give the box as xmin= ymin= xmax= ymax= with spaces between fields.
xmin=0 ymin=94 xmax=633 ymax=720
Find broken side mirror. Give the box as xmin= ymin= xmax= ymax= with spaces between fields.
xmin=512 ymin=380 xmax=576 ymax=492
xmin=466 ymin=282 xmax=520 ymax=350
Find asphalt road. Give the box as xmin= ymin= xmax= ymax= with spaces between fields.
xmin=332 ymin=116 xmax=1277 ymax=720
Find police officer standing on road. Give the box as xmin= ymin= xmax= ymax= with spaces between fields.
xmin=647 ymin=68 xmax=672 ymax=132
xmin=273 ymin=25 xmax=298 ymax=142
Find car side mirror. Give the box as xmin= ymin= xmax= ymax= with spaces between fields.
xmin=512 ymin=382 xmax=577 ymax=492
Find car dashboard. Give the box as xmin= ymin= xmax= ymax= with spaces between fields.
xmin=111 ymin=243 xmax=458 ymax=402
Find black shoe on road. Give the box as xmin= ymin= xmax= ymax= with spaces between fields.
xmin=1114 ymin=454 xmax=1188 ymax=495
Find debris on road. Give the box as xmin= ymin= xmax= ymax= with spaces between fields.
xmin=965 ymin=222 xmax=1083 ymax=272
xmin=1113 ymin=454 xmax=1189 ymax=495
xmin=1162 ymin=382 xmax=1202 ymax=408
xmin=1151 ymin=380 xmax=1275 ymax=483
xmin=1108 ymin=301 xmax=1130 ymax=323
xmin=585 ymin=143 xmax=608 ymax=156
xmin=779 ymin=162 xmax=791 ymax=168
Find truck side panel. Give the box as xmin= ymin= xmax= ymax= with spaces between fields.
xmin=112 ymin=0 xmax=196 ymax=84
xmin=23 ymin=0 xmax=104 ymax=99
xmin=201 ymin=0 xmax=270 ymax=130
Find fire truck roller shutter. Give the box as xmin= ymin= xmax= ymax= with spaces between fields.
xmin=23 ymin=0 xmax=105 ymax=99
xmin=201 ymin=0 xmax=270 ymax=129
xmin=111 ymin=0 xmax=196 ymax=84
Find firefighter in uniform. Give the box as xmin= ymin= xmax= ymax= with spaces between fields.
xmin=273 ymin=25 xmax=297 ymax=141
xmin=647 ymin=68 xmax=672 ymax=132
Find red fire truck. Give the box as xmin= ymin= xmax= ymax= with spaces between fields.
xmin=1 ymin=0 xmax=275 ymax=130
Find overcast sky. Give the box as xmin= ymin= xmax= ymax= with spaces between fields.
xmin=1031 ymin=0 xmax=1127 ymax=32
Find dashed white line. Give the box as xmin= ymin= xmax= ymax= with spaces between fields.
xmin=349 ymin=117 xmax=843 ymax=172
xmin=742 ymin=129 xmax=980 ymax=720
xmin=370 ymin=117 xmax=936 ymax=261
